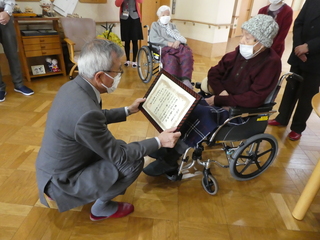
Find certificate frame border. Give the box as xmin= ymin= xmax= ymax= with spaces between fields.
xmin=139 ymin=69 xmax=201 ymax=132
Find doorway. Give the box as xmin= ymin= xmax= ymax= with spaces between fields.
xmin=230 ymin=0 xmax=253 ymax=38
xmin=140 ymin=0 xmax=171 ymax=47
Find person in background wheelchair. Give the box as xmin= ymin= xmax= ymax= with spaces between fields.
xmin=149 ymin=5 xmax=194 ymax=89
xmin=143 ymin=14 xmax=282 ymax=177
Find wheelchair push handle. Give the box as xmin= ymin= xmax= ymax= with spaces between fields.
xmin=279 ymin=72 xmax=303 ymax=84
xmin=287 ymin=72 xmax=303 ymax=82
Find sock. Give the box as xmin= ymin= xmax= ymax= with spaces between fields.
xmin=91 ymin=199 xmax=118 ymax=217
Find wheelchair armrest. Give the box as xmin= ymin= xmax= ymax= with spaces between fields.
xmin=229 ymin=103 xmax=275 ymax=117
xmin=148 ymin=41 xmax=160 ymax=47
xmin=147 ymin=42 xmax=161 ymax=53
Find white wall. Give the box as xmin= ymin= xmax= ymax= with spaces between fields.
xmin=172 ymin=0 xmax=235 ymax=44
xmin=0 ymin=0 xmax=299 ymax=54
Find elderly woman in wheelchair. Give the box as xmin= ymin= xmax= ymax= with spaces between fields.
xmin=143 ymin=14 xmax=283 ymax=195
xmin=148 ymin=5 xmax=194 ymax=89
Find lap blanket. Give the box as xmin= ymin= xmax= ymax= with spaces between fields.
xmin=161 ymin=44 xmax=194 ymax=80
xmin=181 ymin=99 xmax=247 ymax=148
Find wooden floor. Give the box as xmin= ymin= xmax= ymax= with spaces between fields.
xmin=1 ymin=37 xmax=320 ymax=239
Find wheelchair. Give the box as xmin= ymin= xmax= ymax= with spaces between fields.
xmin=137 ymin=25 xmax=162 ymax=83
xmin=166 ymin=72 xmax=303 ymax=195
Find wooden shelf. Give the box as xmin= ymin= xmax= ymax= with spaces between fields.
xmin=13 ymin=17 xmax=66 ymax=81
xmin=13 ymin=13 xmax=37 ymax=17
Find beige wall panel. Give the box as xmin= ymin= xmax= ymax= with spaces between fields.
xmin=187 ymin=38 xmax=227 ymax=58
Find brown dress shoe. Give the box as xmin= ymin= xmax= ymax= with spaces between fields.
xmin=288 ymin=131 xmax=302 ymax=141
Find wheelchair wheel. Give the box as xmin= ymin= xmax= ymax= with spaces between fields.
xmin=230 ymin=133 xmax=278 ymax=181
xmin=201 ymin=173 xmax=219 ymax=195
xmin=137 ymin=46 xmax=153 ymax=83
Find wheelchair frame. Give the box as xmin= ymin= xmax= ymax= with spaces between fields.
xmin=137 ymin=25 xmax=162 ymax=83
xmin=166 ymin=72 xmax=303 ymax=195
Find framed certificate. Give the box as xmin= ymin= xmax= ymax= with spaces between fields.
xmin=139 ymin=69 xmax=201 ymax=132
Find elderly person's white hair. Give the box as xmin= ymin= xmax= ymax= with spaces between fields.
xmin=157 ymin=5 xmax=171 ymax=17
xmin=78 ymin=39 xmax=124 ymax=80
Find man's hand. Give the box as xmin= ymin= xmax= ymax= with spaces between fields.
xmin=298 ymin=53 xmax=307 ymax=62
xmin=127 ymin=98 xmax=146 ymax=114
xmin=294 ymin=43 xmax=308 ymax=57
xmin=158 ymin=127 xmax=181 ymax=148
xmin=0 ymin=12 xmax=10 ymax=25
xmin=205 ymin=95 xmax=215 ymax=106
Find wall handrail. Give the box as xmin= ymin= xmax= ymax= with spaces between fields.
xmin=96 ymin=21 xmax=120 ymax=25
xmin=171 ymin=18 xmax=232 ymax=29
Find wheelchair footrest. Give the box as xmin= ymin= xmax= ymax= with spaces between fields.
xmin=165 ymin=170 xmax=183 ymax=181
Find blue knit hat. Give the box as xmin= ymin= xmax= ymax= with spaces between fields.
xmin=242 ymin=14 xmax=279 ymax=48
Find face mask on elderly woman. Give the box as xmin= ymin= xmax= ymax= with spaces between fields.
xmin=239 ymin=42 xmax=263 ymax=60
xmin=159 ymin=16 xmax=171 ymax=25
xmin=269 ymin=0 xmax=282 ymax=4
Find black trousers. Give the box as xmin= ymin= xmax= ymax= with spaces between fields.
xmin=275 ymin=66 xmax=320 ymax=133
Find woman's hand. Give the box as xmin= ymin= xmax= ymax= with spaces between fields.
xmin=172 ymin=41 xmax=180 ymax=49
xmin=219 ymin=90 xmax=229 ymax=96
xmin=168 ymin=41 xmax=180 ymax=49
xmin=168 ymin=42 xmax=174 ymax=47
xmin=205 ymin=95 xmax=215 ymax=106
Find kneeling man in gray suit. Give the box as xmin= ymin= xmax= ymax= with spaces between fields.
xmin=36 ymin=39 xmax=181 ymax=221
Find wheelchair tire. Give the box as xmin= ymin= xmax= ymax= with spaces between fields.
xmin=201 ymin=174 xmax=219 ymax=195
xmin=137 ymin=46 xmax=153 ymax=83
xmin=230 ymin=133 xmax=278 ymax=181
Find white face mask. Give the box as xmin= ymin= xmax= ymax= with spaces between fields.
xmin=159 ymin=15 xmax=171 ymax=25
xmin=102 ymin=72 xmax=121 ymax=93
xmin=269 ymin=0 xmax=282 ymax=4
xmin=239 ymin=42 xmax=262 ymax=60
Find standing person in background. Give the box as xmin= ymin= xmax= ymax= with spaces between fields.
xmin=115 ymin=0 xmax=143 ymax=68
xmin=0 ymin=0 xmax=34 ymax=102
xmin=268 ymin=0 xmax=320 ymax=141
xmin=258 ymin=0 xmax=293 ymax=58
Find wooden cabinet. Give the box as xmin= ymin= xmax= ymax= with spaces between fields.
xmin=23 ymin=36 xmax=62 ymax=57
xmin=13 ymin=17 xmax=66 ymax=81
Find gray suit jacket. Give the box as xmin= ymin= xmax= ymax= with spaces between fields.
xmin=36 ymin=75 xmax=159 ymax=212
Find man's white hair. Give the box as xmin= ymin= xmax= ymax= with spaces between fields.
xmin=78 ymin=39 xmax=124 ymax=80
xmin=157 ymin=5 xmax=171 ymax=17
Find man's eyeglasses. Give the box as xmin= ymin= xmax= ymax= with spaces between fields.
xmin=105 ymin=66 xmax=124 ymax=77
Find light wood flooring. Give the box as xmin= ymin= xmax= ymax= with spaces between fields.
xmin=0 ymin=37 xmax=320 ymax=239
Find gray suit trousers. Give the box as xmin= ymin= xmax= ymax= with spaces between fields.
xmin=45 ymin=157 xmax=144 ymax=204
